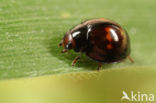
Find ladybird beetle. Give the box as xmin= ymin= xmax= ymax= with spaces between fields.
xmin=59 ymin=18 xmax=134 ymax=70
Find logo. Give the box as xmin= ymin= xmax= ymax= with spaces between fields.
xmin=121 ymin=91 xmax=154 ymax=102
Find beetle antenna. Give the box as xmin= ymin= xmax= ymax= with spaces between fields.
xmin=59 ymin=41 xmax=63 ymax=46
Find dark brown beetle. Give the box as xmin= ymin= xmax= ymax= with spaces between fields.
xmin=59 ymin=18 xmax=134 ymax=70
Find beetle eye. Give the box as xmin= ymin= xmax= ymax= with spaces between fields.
xmin=66 ymin=42 xmax=72 ymax=49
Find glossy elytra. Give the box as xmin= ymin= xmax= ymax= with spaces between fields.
xmin=59 ymin=18 xmax=134 ymax=70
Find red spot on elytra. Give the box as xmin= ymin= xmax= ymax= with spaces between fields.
xmin=107 ymin=44 xmax=113 ymax=50
xmin=105 ymin=27 xmax=112 ymax=42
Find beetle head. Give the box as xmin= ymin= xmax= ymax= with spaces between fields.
xmin=59 ymin=32 xmax=76 ymax=53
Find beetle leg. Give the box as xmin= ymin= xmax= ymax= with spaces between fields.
xmin=72 ymin=55 xmax=81 ymax=66
xmin=127 ymin=56 xmax=134 ymax=63
xmin=61 ymin=49 xmax=68 ymax=53
xmin=97 ymin=63 xmax=102 ymax=70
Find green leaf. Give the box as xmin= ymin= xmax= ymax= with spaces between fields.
xmin=0 ymin=0 xmax=156 ymax=79
xmin=0 ymin=0 xmax=156 ymax=103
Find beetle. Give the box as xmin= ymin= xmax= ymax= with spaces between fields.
xmin=59 ymin=18 xmax=134 ymax=70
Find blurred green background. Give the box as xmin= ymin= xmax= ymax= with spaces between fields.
xmin=0 ymin=0 xmax=156 ymax=103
